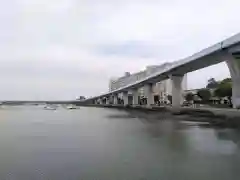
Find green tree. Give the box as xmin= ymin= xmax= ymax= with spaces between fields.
xmin=206 ymin=78 xmax=219 ymax=89
xmin=214 ymin=78 xmax=232 ymax=104
xmin=197 ymin=88 xmax=211 ymax=102
xmin=185 ymin=92 xmax=194 ymax=102
xmin=221 ymin=78 xmax=232 ymax=84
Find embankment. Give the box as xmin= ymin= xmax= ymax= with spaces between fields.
xmin=81 ymin=104 xmax=240 ymax=128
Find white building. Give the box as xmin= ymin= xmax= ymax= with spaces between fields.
xmin=109 ymin=62 xmax=187 ymax=103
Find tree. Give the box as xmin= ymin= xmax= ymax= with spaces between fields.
xmin=214 ymin=78 xmax=232 ymax=102
xmin=206 ymin=78 xmax=219 ymax=89
xmin=213 ymin=78 xmax=232 ymax=106
xmin=221 ymin=78 xmax=232 ymax=84
xmin=185 ymin=92 xmax=194 ymax=102
xmin=197 ymin=88 xmax=211 ymax=102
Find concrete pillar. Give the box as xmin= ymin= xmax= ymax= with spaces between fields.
xmin=113 ymin=94 xmax=118 ymax=105
xmin=144 ymin=84 xmax=154 ymax=107
xmin=101 ymin=99 xmax=105 ymax=104
xmin=99 ymin=98 xmax=103 ymax=105
xmin=106 ymin=97 xmax=110 ymax=105
xmin=132 ymin=89 xmax=139 ymax=106
xmin=226 ymin=54 xmax=240 ymax=108
xmin=123 ymin=92 xmax=129 ymax=106
xmin=170 ymin=75 xmax=183 ymax=108
xmin=102 ymin=98 xmax=107 ymax=104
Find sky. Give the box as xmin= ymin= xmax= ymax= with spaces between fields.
xmin=0 ymin=0 xmax=240 ymax=100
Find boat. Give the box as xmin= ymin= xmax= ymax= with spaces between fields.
xmin=43 ymin=105 xmax=57 ymax=110
xmin=66 ymin=105 xmax=78 ymax=110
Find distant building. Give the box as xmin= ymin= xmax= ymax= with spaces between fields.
xmin=183 ymin=89 xmax=199 ymax=96
xmin=76 ymin=96 xmax=86 ymax=101
xmin=109 ymin=62 xmax=187 ymax=103
xmin=124 ymin=72 xmax=131 ymax=77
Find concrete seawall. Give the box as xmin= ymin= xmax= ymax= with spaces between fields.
xmin=80 ymin=104 xmax=240 ymax=128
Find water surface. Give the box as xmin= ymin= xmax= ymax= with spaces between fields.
xmin=0 ymin=106 xmax=240 ymax=180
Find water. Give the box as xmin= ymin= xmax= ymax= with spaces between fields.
xmin=0 ymin=105 xmax=240 ymax=180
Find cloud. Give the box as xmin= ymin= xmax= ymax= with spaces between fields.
xmin=94 ymin=41 xmax=163 ymax=58
xmin=0 ymin=0 xmax=239 ymax=100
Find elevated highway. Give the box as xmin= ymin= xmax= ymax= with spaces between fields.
xmin=85 ymin=33 xmax=240 ymax=108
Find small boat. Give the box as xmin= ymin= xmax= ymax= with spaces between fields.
xmin=66 ymin=105 xmax=78 ymax=110
xmin=44 ymin=105 xmax=57 ymax=110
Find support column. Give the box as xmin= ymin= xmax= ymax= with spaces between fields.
xmin=113 ymin=94 xmax=118 ymax=105
xmin=132 ymin=89 xmax=139 ymax=106
xmin=170 ymin=75 xmax=183 ymax=108
xmin=105 ymin=97 xmax=110 ymax=105
xmin=102 ymin=97 xmax=107 ymax=104
xmin=99 ymin=98 xmax=103 ymax=105
xmin=144 ymin=84 xmax=154 ymax=107
xmin=226 ymin=54 xmax=240 ymax=108
xmin=123 ymin=92 xmax=129 ymax=106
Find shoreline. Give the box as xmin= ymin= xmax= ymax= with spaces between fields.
xmin=80 ymin=104 xmax=240 ymax=128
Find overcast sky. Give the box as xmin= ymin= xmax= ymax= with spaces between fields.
xmin=0 ymin=0 xmax=240 ymax=100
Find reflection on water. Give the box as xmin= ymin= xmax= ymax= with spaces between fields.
xmin=0 ymin=106 xmax=240 ymax=180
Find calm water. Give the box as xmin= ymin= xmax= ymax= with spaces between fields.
xmin=0 ymin=105 xmax=240 ymax=180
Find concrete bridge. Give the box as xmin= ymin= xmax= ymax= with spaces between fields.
xmin=84 ymin=33 xmax=240 ymax=108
